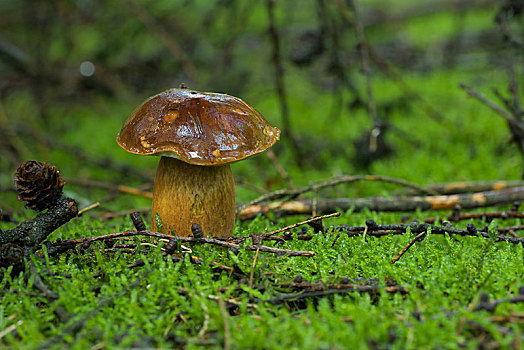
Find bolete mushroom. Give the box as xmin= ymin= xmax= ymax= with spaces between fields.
xmin=117 ymin=87 xmax=280 ymax=238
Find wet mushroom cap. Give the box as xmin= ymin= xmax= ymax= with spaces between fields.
xmin=117 ymin=88 xmax=281 ymax=166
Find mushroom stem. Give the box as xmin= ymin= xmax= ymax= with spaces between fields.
xmin=151 ymin=156 xmax=235 ymax=237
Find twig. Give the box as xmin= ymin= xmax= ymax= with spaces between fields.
xmin=247 ymin=218 xmax=524 ymax=246
xmin=263 ymin=212 xmax=340 ymax=238
xmin=474 ymin=288 xmax=524 ymax=312
xmin=265 ymin=149 xmax=295 ymax=189
xmin=249 ymin=232 xmax=264 ymax=287
xmin=77 ymin=202 xmax=100 ymax=216
xmin=346 ymin=0 xmax=377 ymax=125
xmin=265 ymin=0 xmax=301 ymax=166
xmin=507 ymin=65 xmax=522 ymax=118
xmin=198 ymin=300 xmax=210 ymax=339
xmin=125 ymin=0 xmax=198 ymax=84
xmin=217 ymin=297 xmax=231 ymax=350
xmin=0 ymin=320 xmax=23 ymax=340
xmin=29 ymin=261 xmax=71 ymax=322
xmin=391 ymin=231 xmax=427 ymax=264
xmin=422 ymin=208 xmax=524 ymax=224
xmin=401 ymin=180 xmax=524 ymax=195
xmin=208 ymin=294 xmax=259 ymax=312
xmin=49 ymin=230 xmax=316 ymax=257
xmin=461 ymin=81 xmax=524 ymax=158
xmin=261 ymin=284 xmax=408 ymax=305
xmin=336 ymin=1 xmax=444 ymax=122
xmin=316 ymin=0 xmax=361 ymax=106
xmin=460 ymin=83 xmax=517 ymax=125
xmin=340 ymin=221 xmax=524 ymax=245
xmin=235 ymin=178 xmax=268 ymax=195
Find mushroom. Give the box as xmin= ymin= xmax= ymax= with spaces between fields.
xmin=117 ymin=87 xmax=280 ymax=238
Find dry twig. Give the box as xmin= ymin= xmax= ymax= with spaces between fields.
xmin=265 ymin=0 xmax=301 ymax=166
xmin=391 ymin=231 xmax=427 ymax=264
xmin=48 ymin=229 xmax=315 ymax=257
xmin=263 ymin=212 xmax=340 ymax=238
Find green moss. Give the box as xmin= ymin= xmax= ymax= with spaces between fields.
xmin=1 ymin=1 xmax=523 ymax=348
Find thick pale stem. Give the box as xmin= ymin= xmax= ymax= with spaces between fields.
xmin=151 ymin=156 xmax=235 ymax=237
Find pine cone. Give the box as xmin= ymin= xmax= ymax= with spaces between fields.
xmin=14 ymin=160 xmax=65 ymax=211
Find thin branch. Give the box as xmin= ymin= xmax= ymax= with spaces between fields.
xmin=124 ymin=0 xmax=198 ymax=84
xmin=261 ymin=284 xmax=408 ymax=305
xmin=391 ymin=231 xmax=426 ymax=264
xmin=217 ymin=297 xmax=231 ymax=350
xmin=265 ymin=0 xmax=301 ymax=166
xmin=401 ymin=180 xmax=524 ymax=196
xmin=249 ymin=243 xmax=262 ymax=287
xmin=346 ymin=0 xmax=377 ymax=125
xmin=49 ymin=229 xmax=316 ymax=257
xmin=422 ymin=209 xmax=524 ymax=224
xmin=336 ymin=1 xmax=444 ymax=122
xmin=265 ymin=149 xmax=295 ymax=190
xmin=508 ymin=65 xmax=522 ymax=118
xmin=29 ymin=261 xmax=71 ymax=322
xmin=264 ymin=212 xmax=340 ymax=238
xmin=460 ymin=83 xmax=517 ymax=125
xmin=77 ymin=202 xmax=100 ymax=216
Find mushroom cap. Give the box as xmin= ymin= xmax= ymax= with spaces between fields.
xmin=117 ymin=88 xmax=280 ymax=166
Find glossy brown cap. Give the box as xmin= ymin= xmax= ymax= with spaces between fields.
xmin=117 ymin=88 xmax=280 ymax=166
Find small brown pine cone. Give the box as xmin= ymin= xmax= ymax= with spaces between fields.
xmin=14 ymin=160 xmax=65 ymax=211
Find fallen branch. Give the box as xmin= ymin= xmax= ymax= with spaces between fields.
xmin=48 ymin=229 xmax=316 ymax=257
xmin=0 ymin=198 xmax=78 ymax=250
xmin=421 ymin=205 xmax=524 ymax=224
xmin=254 ymin=219 xmax=524 ymax=246
xmin=260 ymin=282 xmax=408 ymax=305
xmin=238 ymin=186 xmax=524 ymax=220
xmin=340 ymin=220 xmax=523 ymax=243
xmin=29 ymin=262 xmax=71 ymax=322
xmin=474 ymin=288 xmax=524 ymax=312
xmin=401 ymin=180 xmax=524 ymax=195
xmin=237 ymin=174 xmax=437 ymax=215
